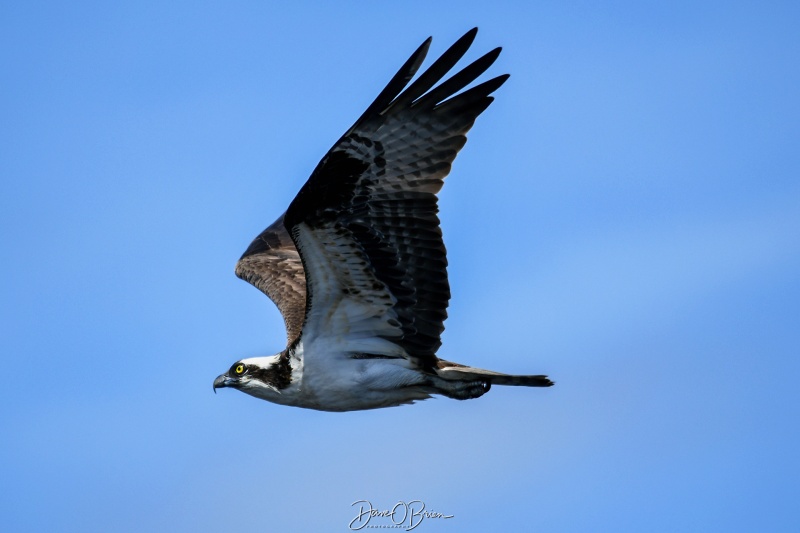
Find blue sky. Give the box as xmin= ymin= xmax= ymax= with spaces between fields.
xmin=2 ymin=1 xmax=799 ymax=531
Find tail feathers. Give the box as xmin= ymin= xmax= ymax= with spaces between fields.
xmin=487 ymin=374 xmax=554 ymax=387
xmin=435 ymin=361 xmax=554 ymax=387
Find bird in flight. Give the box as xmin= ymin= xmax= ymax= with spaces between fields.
xmin=213 ymin=28 xmax=553 ymax=411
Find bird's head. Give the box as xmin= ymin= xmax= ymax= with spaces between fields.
xmin=213 ymin=354 xmax=292 ymax=400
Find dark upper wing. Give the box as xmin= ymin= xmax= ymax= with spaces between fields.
xmin=235 ymin=213 xmax=306 ymax=345
xmin=284 ymin=28 xmax=508 ymax=368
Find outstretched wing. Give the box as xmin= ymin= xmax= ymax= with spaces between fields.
xmin=235 ymin=214 xmax=306 ymax=345
xmin=285 ymin=28 xmax=508 ymax=369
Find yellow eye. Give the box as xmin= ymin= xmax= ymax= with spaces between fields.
xmin=235 ymin=364 xmax=245 ymax=375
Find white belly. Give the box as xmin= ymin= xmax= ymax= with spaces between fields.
xmin=265 ymin=339 xmax=433 ymax=412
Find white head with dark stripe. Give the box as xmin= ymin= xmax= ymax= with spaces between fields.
xmin=213 ymin=354 xmax=292 ymax=400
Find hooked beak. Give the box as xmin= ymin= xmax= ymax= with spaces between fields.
xmin=213 ymin=374 xmax=229 ymax=393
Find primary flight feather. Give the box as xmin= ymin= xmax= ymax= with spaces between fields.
xmin=213 ymin=28 xmax=554 ymax=411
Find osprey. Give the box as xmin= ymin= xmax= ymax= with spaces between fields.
xmin=213 ymin=28 xmax=553 ymax=411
